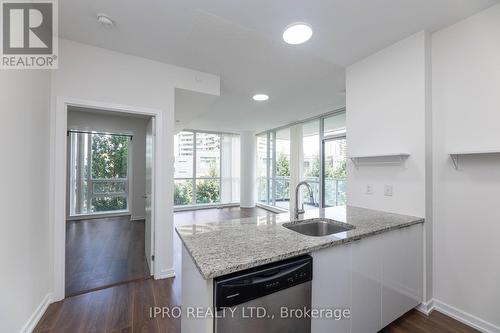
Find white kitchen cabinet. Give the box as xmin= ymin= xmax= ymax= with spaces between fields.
xmin=310 ymin=223 xmax=423 ymax=333
xmin=351 ymin=234 xmax=383 ymax=333
xmin=311 ymin=243 xmax=352 ymax=333
xmin=381 ymin=223 xmax=423 ymax=328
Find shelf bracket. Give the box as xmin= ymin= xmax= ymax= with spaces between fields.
xmin=450 ymin=154 xmax=459 ymax=170
xmin=350 ymin=157 xmax=359 ymax=168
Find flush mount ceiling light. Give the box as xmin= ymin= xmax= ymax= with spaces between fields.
xmin=252 ymin=94 xmax=269 ymax=101
xmin=283 ymin=23 xmax=313 ymax=45
xmin=97 ymin=13 xmax=114 ymax=28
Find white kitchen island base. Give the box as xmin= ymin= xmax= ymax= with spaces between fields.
xmin=180 ymin=222 xmax=423 ymax=333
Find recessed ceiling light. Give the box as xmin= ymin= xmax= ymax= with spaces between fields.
xmin=252 ymin=94 xmax=269 ymax=101
xmin=283 ymin=23 xmax=313 ymax=45
xmin=97 ymin=13 xmax=114 ymax=28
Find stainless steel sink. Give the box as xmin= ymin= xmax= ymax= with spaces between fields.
xmin=283 ymin=218 xmax=355 ymax=237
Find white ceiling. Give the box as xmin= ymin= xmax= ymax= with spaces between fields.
xmin=59 ymin=0 xmax=498 ymax=133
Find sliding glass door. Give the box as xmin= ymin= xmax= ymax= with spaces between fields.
xmin=68 ymin=131 xmax=130 ymax=216
xmin=275 ymin=128 xmax=290 ymax=209
xmin=302 ymin=119 xmax=320 ymax=210
xmin=322 ymin=136 xmax=347 ymax=207
xmin=257 ymin=109 xmax=347 ymax=211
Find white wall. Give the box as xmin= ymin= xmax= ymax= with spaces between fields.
xmin=0 ymin=71 xmax=51 ymax=332
xmin=347 ymin=6 xmax=500 ymax=330
xmin=432 ymin=4 xmax=500 ymax=330
xmin=67 ymin=109 xmax=149 ymax=219
xmin=346 ymin=31 xmax=433 ymax=305
xmin=346 ymin=31 xmax=428 ymax=218
xmin=240 ymin=131 xmax=256 ymax=207
xmin=51 ymin=39 xmax=219 ymax=287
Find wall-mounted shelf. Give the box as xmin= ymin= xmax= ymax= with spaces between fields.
xmin=349 ymin=153 xmax=410 ymax=167
xmin=449 ymin=150 xmax=500 ymax=169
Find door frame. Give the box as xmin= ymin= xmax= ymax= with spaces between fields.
xmin=145 ymin=117 xmax=155 ymax=274
xmin=50 ymin=96 xmax=163 ymax=301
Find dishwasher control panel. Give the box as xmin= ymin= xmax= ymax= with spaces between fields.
xmin=214 ymin=255 xmax=312 ymax=309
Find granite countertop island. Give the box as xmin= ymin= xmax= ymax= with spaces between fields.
xmin=175 ymin=205 xmax=424 ymax=280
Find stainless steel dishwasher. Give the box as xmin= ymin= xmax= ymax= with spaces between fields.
xmin=214 ymin=255 xmax=312 ymax=333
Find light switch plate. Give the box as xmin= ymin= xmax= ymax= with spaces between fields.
xmin=384 ymin=185 xmax=393 ymax=196
xmin=366 ymin=184 xmax=373 ymax=195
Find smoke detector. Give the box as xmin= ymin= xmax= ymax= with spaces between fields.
xmin=97 ymin=14 xmax=114 ymax=28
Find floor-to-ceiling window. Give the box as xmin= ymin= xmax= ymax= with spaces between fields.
xmin=256 ymin=109 xmax=346 ymax=211
xmin=68 ymin=131 xmax=131 ymax=216
xmin=174 ymin=130 xmax=240 ymax=208
xmin=256 ymin=133 xmax=269 ymax=204
xmin=275 ymin=128 xmax=291 ymax=209
xmin=322 ymin=112 xmax=347 ymax=207
xmin=302 ymin=119 xmax=321 ymax=210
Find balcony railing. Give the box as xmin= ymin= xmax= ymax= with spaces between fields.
xmin=257 ymin=176 xmax=346 ymax=208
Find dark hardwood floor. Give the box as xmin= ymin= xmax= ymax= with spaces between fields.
xmin=36 ymin=207 xmax=477 ymax=332
xmin=382 ymin=308 xmax=479 ymax=333
xmin=65 ymin=216 xmax=150 ymax=296
xmin=35 ymin=278 xmax=179 ymax=333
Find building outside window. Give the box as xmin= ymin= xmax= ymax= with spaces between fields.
xmin=174 ymin=130 xmax=240 ymax=207
xmin=275 ymin=128 xmax=291 ymax=209
xmin=322 ymin=111 xmax=347 ymax=207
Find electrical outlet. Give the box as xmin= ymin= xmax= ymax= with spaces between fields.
xmin=366 ymin=184 xmax=373 ymax=195
xmin=384 ymin=185 xmax=393 ymax=196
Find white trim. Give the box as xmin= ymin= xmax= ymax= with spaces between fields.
xmin=158 ymin=268 xmax=176 ymax=279
xmin=416 ymin=299 xmax=435 ymax=315
xmin=416 ymin=299 xmax=500 ymax=333
xmin=19 ymin=293 xmax=52 ymax=333
xmin=50 ymin=96 xmax=164 ymax=301
xmin=433 ymin=299 xmax=500 ymax=333
xmin=130 ymin=215 xmax=146 ymax=221
xmin=66 ymin=212 xmax=130 ymax=221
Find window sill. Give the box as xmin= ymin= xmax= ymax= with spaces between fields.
xmin=256 ymin=203 xmax=288 ymax=213
xmin=67 ymin=210 xmax=130 ymax=221
xmin=174 ymin=202 xmax=240 ymax=212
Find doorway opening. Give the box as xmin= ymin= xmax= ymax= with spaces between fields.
xmin=64 ymin=106 xmax=155 ymax=296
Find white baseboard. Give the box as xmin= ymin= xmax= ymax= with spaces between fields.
xmin=157 ymin=268 xmax=176 ymax=279
xmin=66 ymin=212 xmax=130 ymax=221
xmin=130 ymin=215 xmax=145 ymax=221
xmin=20 ymin=293 xmax=52 ymax=333
xmin=416 ymin=299 xmax=435 ymax=315
xmin=416 ymin=299 xmax=500 ymax=333
xmin=433 ymin=299 xmax=500 ymax=333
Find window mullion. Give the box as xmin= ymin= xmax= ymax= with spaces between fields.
xmin=219 ymin=133 xmax=223 ymax=203
xmin=272 ymin=131 xmax=277 ymax=206
xmin=266 ymin=132 xmax=270 ymax=205
xmin=319 ymin=117 xmax=325 ymax=208
xmin=192 ymin=131 xmax=197 ymax=205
